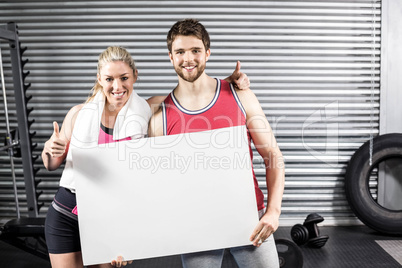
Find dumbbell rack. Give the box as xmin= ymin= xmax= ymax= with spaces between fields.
xmin=0 ymin=22 xmax=40 ymax=217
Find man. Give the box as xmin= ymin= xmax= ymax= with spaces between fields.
xmin=149 ymin=19 xmax=284 ymax=268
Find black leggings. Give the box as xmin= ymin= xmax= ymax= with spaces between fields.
xmin=45 ymin=187 xmax=81 ymax=254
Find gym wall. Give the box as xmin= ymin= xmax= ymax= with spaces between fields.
xmin=0 ymin=1 xmax=381 ymax=225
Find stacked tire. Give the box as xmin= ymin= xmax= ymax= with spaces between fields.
xmin=345 ymin=133 xmax=402 ymax=235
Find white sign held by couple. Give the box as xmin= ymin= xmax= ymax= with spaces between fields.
xmin=73 ymin=125 xmax=259 ymax=266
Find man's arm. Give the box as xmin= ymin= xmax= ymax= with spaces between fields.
xmin=148 ymin=107 xmax=164 ymax=137
xmin=224 ymin=61 xmax=250 ymax=90
xmin=236 ymin=89 xmax=285 ymax=247
xmin=146 ymin=96 xmax=167 ymax=114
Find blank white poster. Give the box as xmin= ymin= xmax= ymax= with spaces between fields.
xmin=73 ymin=125 xmax=259 ymax=266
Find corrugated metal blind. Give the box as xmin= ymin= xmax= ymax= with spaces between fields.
xmin=0 ymin=0 xmax=381 ymax=225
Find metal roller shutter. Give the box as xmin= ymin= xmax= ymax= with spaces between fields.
xmin=0 ymin=0 xmax=381 ymax=225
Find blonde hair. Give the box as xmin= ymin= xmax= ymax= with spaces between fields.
xmin=87 ymin=46 xmax=137 ymax=102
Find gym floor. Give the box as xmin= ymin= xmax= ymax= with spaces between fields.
xmin=0 ymin=224 xmax=401 ymax=268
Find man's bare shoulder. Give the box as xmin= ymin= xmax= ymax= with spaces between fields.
xmin=148 ymin=107 xmax=164 ymax=137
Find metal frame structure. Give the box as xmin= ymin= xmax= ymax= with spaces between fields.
xmin=0 ymin=22 xmax=40 ymax=217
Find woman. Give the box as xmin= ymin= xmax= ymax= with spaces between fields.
xmin=42 ymin=46 xmax=249 ymax=268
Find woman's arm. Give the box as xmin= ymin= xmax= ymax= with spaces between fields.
xmin=41 ymin=104 xmax=83 ymax=171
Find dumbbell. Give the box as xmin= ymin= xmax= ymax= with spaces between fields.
xmin=290 ymin=213 xmax=329 ymax=248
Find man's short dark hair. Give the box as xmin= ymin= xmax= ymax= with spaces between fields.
xmin=167 ymin=19 xmax=210 ymax=53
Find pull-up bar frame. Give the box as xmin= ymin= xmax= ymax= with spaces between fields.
xmin=0 ymin=22 xmax=39 ymax=217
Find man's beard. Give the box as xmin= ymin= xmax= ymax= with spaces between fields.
xmin=175 ymin=62 xmax=206 ymax=82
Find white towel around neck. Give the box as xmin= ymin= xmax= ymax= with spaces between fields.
xmin=70 ymin=90 xmax=152 ymax=148
xmin=60 ymin=90 xmax=151 ymax=192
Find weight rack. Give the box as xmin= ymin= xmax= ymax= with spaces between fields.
xmin=0 ymin=22 xmax=48 ymax=261
xmin=0 ymin=22 xmax=41 ymax=218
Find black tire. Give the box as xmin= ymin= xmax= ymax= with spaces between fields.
xmin=345 ymin=133 xmax=402 ymax=235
